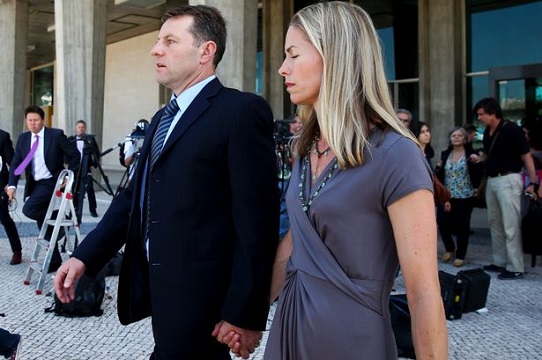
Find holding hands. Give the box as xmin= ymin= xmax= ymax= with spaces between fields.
xmin=212 ymin=320 xmax=262 ymax=359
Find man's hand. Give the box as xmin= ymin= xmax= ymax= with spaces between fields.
xmin=53 ymin=257 xmax=87 ymax=303
xmin=212 ymin=320 xmax=262 ymax=359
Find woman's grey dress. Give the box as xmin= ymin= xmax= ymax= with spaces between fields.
xmin=264 ymin=130 xmax=432 ymax=359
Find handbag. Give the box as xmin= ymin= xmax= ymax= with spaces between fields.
xmin=390 ymin=294 xmax=416 ymax=359
xmin=473 ymin=175 xmax=488 ymax=208
xmin=433 ymin=176 xmax=451 ymax=205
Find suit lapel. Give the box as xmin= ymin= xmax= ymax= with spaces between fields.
xmin=43 ymin=127 xmax=52 ymax=160
xmin=159 ymin=78 xmax=222 ymax=159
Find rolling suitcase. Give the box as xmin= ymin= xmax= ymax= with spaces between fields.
xmin=456 ymin=268 xmax=490 ymax=313
xmin=438 ymin=270 xmax=467 ymax=320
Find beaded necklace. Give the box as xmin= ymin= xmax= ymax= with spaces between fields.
xmin=311 ymin=135 xmax=331 ymax=181
xmin=299 ymin=139 xmax=339 ymax=213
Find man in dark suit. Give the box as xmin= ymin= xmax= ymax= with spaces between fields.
xmin=68 ymin=119 xmax=100 ymax=219
xmin=7 ymin=105 xmax=80 ymax=272
xmin=0 ymin=129 xmax=22 ymax=265
xmin=54 ymin=5 xmax=278 ymax=359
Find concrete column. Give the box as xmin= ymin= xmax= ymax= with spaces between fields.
xmin=190 ymin=0 xmax=258 ymax=92
xmin=419 ymin=0 xmax=465 ymax=153
xmin=0 ymin=0 xmax=28 ymax=137
xmin=55 ymin=0 xmax=108 ymax=145
xmin=262 ymin=0 xmax=292 ymax=119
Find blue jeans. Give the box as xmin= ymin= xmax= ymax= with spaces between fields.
xmin=278 ymin=180 xmax=290 ymax=238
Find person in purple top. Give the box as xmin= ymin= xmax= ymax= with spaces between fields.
xmin=226 ymin=2 xmax=448 ymax=359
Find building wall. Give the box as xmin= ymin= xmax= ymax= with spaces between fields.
xmin=102 ymin=31 xmax=160 ymax=170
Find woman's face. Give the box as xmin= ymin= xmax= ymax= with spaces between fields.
xmin=450 ymin=129 xmax=466 ymax=147
xmin=418 ymin=125 xmax=431 ymax=145
xmin=278 ymin=26 xmax=323 ymax=107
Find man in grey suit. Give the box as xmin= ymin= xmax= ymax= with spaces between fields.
xmin=55 ymin=5 xmax=278 ymax=359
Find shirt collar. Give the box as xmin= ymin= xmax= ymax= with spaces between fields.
xmin=173 ymin=75 xmax=216 ymax=112
xmin=34 ymin=126 xmax=46 ymax=138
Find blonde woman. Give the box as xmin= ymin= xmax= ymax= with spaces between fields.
xmin=227 ymin=2 xmax=448 ymax=359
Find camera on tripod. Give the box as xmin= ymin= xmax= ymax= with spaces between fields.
xmin=274 ymin=119 xmax=295 ymax=145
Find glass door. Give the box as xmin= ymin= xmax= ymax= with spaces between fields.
xmin=490 ymin=64 xmax=542 ymax=123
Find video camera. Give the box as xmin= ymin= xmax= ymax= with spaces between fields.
xmin=274 ymin=119 xmax=295 ymax=145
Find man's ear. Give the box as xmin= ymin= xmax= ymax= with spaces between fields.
xmin=200 ymin=41 xmax=217 ymax=65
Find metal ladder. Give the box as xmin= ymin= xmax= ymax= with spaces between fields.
xmin=23 ymin=169 xmax=83 ymax=295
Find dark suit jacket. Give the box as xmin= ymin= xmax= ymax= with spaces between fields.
xmin=0 ymin=130 xmax=15 ymax=188
xmin=73 ymin=78 xmax=279 ymax=358
xmin=435 ymin=145 xmax=484 ymax=189
xmin=9 ymin=127 xmax=80 ymax=198
xmin=67 ymin=134 xmax=100 ymax=171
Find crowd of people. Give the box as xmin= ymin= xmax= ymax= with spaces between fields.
xmin=1 ymin=2 xmax=540 ymax=359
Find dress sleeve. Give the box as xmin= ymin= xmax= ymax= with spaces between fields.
xmin=380 ymin=137 xmax=434 ymax=207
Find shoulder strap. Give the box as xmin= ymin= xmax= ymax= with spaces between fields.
xmin=487 ymin=120 xmax=508 ymax=158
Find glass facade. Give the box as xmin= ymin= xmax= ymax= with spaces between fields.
xmin=468 ymin=1 xmax=542 ymax=124
xmin=32 ymin=65 xmax=54 ymax=107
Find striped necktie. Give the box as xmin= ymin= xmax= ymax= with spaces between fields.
xmin=149 ymin=98 xmax=180 ymax=169
xmin=145 ymin=98 xmax=179 ymax=240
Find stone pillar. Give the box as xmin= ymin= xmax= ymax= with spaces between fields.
xmin=190 ymin=0 xmax=258 ymax=92
xmin=54 ymin=0 xmax=108 ymax=145
xmin=0 ymin=0 xmax=28 ymax=137
xmin=419 ymin=0 xmax=465 ymax=153
xmin=262 ymin=0 xmax=292 ymax=119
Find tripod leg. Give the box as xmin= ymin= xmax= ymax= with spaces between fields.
xmin=115 ymin=166 xmax=131 ymax=197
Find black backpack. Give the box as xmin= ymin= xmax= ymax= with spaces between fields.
xmin=46 ymin=272 xmax=106 ymax=317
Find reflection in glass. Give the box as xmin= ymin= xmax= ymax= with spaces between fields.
xmin=32 ymin=65 xmax=54 ymax=107
xmin=498 ymin=79 xmax=526 ymax=123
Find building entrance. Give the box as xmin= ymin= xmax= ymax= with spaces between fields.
xmin=490 ymin=63 xmax=542 ymax=122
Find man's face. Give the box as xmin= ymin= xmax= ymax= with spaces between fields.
xmin=26 ymin=112 xmax=45 ymax=134
xmin=76 ymin=123 xmax=86 ymax=136
xmin=150 ymin=16 xmax=204 ymax=95
xmin=397 ymin=114 xmax=410 ymax=127
xmin=476 ymin=109 xmax=497 ymax=127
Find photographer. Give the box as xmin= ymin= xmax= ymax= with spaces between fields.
xmin=69 ymin=120 xmax=99 ymax=218
xmin=122 ymin=119 xmax=148 ymax=182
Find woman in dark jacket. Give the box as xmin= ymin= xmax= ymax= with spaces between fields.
xmin=410 ymin=121 xmax=434 ymax=168
xmin=435 ymin=126 xmax=483 ymax=267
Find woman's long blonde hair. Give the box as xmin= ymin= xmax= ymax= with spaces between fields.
xmin=291 ymin=1 xmax=416 ymax=168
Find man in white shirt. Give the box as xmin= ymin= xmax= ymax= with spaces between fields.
xmin=7 ymin=105 xmax=80 ymax=272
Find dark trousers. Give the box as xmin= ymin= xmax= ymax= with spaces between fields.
xmin=74 ymin=173 xmax=97 ymax=214
xmin=22 ymin=178 xmax=62 ymax=264
xmin=0 ymin=328 xmax=18 ymax=358
xmin=83 ymin=172 xmax=97 ymax=212
xmin=0 ymin=192 xmax=21 ymax=252
xmin=437 ymin=197 xmax=474 ymax=260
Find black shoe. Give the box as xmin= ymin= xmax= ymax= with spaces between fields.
xmin=90 ymin=212 xmax=99 ymax=218
xmin=498 ymin=270 xmax=523 ymax=280
xmin=483 ymin=264 xmax=504 ymax=273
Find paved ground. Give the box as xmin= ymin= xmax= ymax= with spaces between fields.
xmin=0 ymin=172 xmax=541 ymax=359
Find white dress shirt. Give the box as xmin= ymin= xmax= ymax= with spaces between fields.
xmin=32 ymin=127 xmax=53 ymax=181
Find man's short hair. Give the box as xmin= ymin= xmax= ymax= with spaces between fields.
xmin=161 ymin=5 xmax=226 ymax=68
xmin=24 ymin=105 xmax=45 ymax=119
xmin=463 ymin=123 xmax=476 ymax=132
xmin=473 ymin=97 xmax=503 ymax=119
xmin=396 ymin=108 xmax=413 ymax=122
